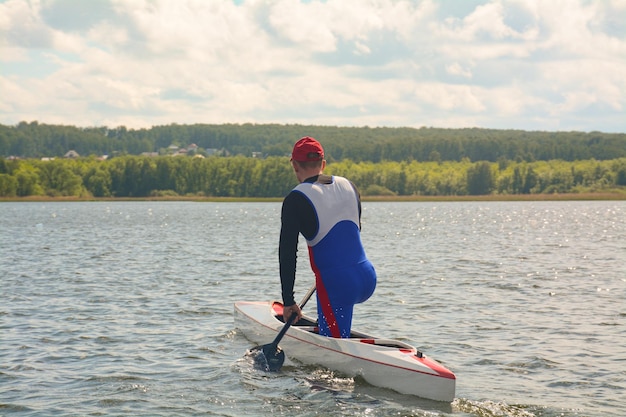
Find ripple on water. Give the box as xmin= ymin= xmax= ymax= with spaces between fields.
xmin=1 ymin=201 xmax=624 ymax=417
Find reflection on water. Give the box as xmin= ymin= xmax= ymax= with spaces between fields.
xmin=1 ymin=201 xmax=624 ymax=417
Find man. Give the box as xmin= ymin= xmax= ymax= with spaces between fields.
xmin=279 ymin=136 xmax=377 ymax=338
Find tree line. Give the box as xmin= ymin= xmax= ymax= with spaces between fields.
xmin=1 ymin=155 xmax=624 ymax=198
xmin=2 ymin=121 xmax=625 ymax=163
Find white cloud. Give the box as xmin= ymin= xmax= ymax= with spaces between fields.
xmin=446 ymin=62 xmax=473 ymax=78
xmin=0 ymin=0 xmax=624 ymax=132
xmin=414 ymin=83 xmax=486 ymax=113
xmin=268 ymin=0 xmax=337 ymax=52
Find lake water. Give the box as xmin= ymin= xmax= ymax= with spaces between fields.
xmin=1 ymin=200 xmax=624 ymax=417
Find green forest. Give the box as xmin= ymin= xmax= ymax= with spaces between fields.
xmin=1 ymin=122 xmax=625 ymax=198
xmin=1 ymin=154 xmax=625 ymax=199
xmin=2 ymin=121 xmax=626 ymax=162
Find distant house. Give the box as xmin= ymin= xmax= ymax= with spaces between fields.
xmin=252 ymin=152 xmax=263 ymax=158
xmin=140 ymin=152 xmax=158 ymax=157
xmin=64 ymin=150 xmax=80 ymax=158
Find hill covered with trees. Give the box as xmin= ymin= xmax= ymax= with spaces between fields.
xmin=1 ymin=122 xmax=624 ymax=199
xmin=1 ymin=121 xmax=625 ymax=163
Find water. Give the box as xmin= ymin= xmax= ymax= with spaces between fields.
xmin=1 ymin=201 xmax=624 ymax=416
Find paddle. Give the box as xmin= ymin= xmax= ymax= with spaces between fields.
xmin=251 ymin=285 xmax=316 ymax=372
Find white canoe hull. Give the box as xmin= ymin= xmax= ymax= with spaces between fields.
xmin=234 ymin=300 xmax=456 ymax=402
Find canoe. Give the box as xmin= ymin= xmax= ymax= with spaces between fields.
xmin=234 ymin=300 xmax=456 ymax=402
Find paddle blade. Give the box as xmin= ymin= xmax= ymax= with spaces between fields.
xmin=247 ymin=344 xmax=285 ymax=372
xmin=262 ymin=344 xmax=285 ymax=371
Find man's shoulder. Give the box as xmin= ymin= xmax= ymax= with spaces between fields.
xmin=283 ymin=189 xmax=308 ymax=206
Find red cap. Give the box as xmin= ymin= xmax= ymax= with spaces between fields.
xmin=291 ymin=136 xmax=324 ymax=162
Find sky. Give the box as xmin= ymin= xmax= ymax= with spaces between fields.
xmin=1 ymin=0 xmax=625 ymax=133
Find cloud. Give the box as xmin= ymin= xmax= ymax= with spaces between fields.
xmin=446 ymin=62 xmax=473 ymax=78
xmin=0 ymin=0 xmax=624 ymax=132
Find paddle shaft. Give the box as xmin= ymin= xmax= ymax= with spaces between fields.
xmin=268 ymin=284 xmax=316 ymax=349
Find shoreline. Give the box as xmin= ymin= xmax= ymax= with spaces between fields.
xmin=1 ymin=192 xmax=625 ymax=203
